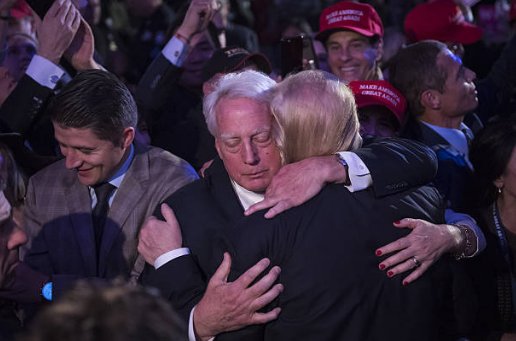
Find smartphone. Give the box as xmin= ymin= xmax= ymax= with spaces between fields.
xmin=25 ymin=0 xmax=54 ymax=19
xmin=280 ymin=34 xmax=319 ymax=78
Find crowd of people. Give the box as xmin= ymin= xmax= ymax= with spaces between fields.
xmin=0 ymin=0 xmax=515 ymax=340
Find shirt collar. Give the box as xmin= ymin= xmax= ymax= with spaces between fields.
xmin=230 ymin=179 xmax=264 ymax=211
xmin=421 ymin=121 xmax=472 ymax=157
xmin=108 ymin=144 xmax=135 ymax=189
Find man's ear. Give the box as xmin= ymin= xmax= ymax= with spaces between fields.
xmin=121 ymin=127 xmax=135 ymax=149
xmin=420 ymin=89 xmax=441 ymax=111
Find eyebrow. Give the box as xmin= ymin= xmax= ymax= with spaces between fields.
xmin=56 ymin=139 xmax=95 ymax=150
xmin=219 ymin=127 xmax=270 ymax=140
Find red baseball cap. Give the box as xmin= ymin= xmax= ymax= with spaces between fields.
xmin=316 ymin=1 xmax=384 ymax=42
xmin=349 ymin=80 xmax=407 ymax=125
xmin=404 ymin=0 xmax=483 ymax=44
xmin=10 ymin=0 xmax=32 ymax=19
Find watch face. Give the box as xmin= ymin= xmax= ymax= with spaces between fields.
xmin=42 ymin=282 xmax=53 ymax=301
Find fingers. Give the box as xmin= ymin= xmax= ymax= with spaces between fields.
xmin=264 ymin=201 xmax=290 ymax=219
xmin=250 ymin=306 xmax=282 ymax=325
xmin=210 ymin=252 xmax=232 ymax=284
xmin=46 ymin=0 xmax=66 ymax=18
xmin=57 ymin=1 xmax=73 ymax=24
xmin=403 ymin=265 xmax=430 ymax=285
xmin=375 ymin=235 xmax=410 ymax=258
xmin=383 ymin=255 xmax=420 ymax=277
xmin=251 ymin=282 xmax=283 ymax=311
xmin=245 ymin=198 xmax=293 ymax=219
xmin=63 ymin=1 xmax=77 ymax=23
xmin=160 ymin=203 xmax=177 ymax=226
xmin=235 ymin=257 xmax=271 ymax=289
xmin=244 ymin=198 xmax=275 ymax=217
xmin=393 ymin=218 xmax=421 ymax=229
xmin=402 ymin=263 xmax=430 ymax=286
xmin=377 ymin=245 xmax=412 ymax=271
xmin=247 ymin=266 xmax=281 ymax=298
xmin=70 ymin=7 xmax=82 ymax=31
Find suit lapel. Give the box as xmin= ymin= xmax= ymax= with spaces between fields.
xmin=418 ymin=122 xmax=449 ymax=146
xmin=98 ymin=146 xmax=149 ymax=276
xmin=206 ymin=157 xmax=245 ymax=224
xmin=65 ymin=176 xmax=97 ymax=277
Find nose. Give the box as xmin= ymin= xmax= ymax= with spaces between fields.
xmin=339 ymin=46 xmax=351 ymax=62
xmin=466 ymin=68 xmax=476 ymax=82
xmin=64 ymin=149 xmax=83 ymax=169
xmin=241 ymin=141 xmax=259 ymax=165
xmin=7 ymin=225 xmax=27 ymax=250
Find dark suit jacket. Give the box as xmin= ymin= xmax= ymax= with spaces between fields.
xmin=0 ymin=75 xmax=57 ymax=156
xmin=4 ymin=145 xmax=197 ymax=304
xmin=141 ymin=138 xmax=440 ymax=320
xmin=136 ymin=54 xmax=217 ymax=169
xmin=225 ymin=182 xmax=446 ymax=340
xmin=412 ymin=122 xmax=474 ymax=211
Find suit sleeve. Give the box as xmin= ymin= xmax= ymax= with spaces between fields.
xmin=0 ymin=75 xmax=53 ymax=134
xmin=136 ymin=53 xmax=184 ymax=129
xmin=18 ymin=177 xmax=77 ymax=301
xmin=140 ymin=256 xmax=206 ymax=322
xmin=355 ymin=137 xmax=438 ymax=197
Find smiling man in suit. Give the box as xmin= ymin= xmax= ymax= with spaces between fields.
xmin=0 ymin=69 xmax=197 ymax=308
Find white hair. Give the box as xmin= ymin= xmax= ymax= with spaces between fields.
xmin=203 ymin=70 xmax=276 ymax=136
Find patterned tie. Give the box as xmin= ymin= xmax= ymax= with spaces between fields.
xmin=92 ymin=183 xmax=116 ymax=256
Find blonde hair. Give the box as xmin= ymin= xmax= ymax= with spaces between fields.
xmin=270 ymin=70 xmax=362 ymax=164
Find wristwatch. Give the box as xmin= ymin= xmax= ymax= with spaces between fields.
xmin=336 ymin=153 xmax=348 ymax=169
xmin=41 ymin=281 xmax=53 ymax=301
xmin=335 ymin=153 xmax=351 ymax=185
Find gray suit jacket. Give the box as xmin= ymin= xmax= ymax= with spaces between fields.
xmin=16 ymin=144 xmax=198 ymax=302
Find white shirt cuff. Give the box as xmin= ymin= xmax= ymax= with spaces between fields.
xmin=162 ymin=36 xmax=189 ymax=67
xmin=154 ymin=247 xmax=190 ymax=269
xmin=189 ymin=306 xmax=215 ymax=341
xmin=338 ymin=151 xmax=372 ymax=192
xmin=25 ymin=55 xmax=65 ymax=89
xmin=445 ymin=209 xmax=486 ymax=255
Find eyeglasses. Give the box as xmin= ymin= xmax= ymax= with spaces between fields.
xmin=446 ymin=42 xmax=465 ymax=58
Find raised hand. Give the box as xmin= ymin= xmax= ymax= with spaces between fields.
xmin=64 ymin=17 xmax=100 ymax=70
xmin=176 ymin=0 xmax=219 ymax=42
xmin=37 ymin=0 xmax=81 ymax=64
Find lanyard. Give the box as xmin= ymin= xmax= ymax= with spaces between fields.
xmin=493 ymin=202 xmax=516 ymax=319
xmin=493 ymin=202 xmax=513 ymax=267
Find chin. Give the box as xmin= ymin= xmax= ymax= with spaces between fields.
xmin=243 ymin=181 xmax=268 ymax=193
